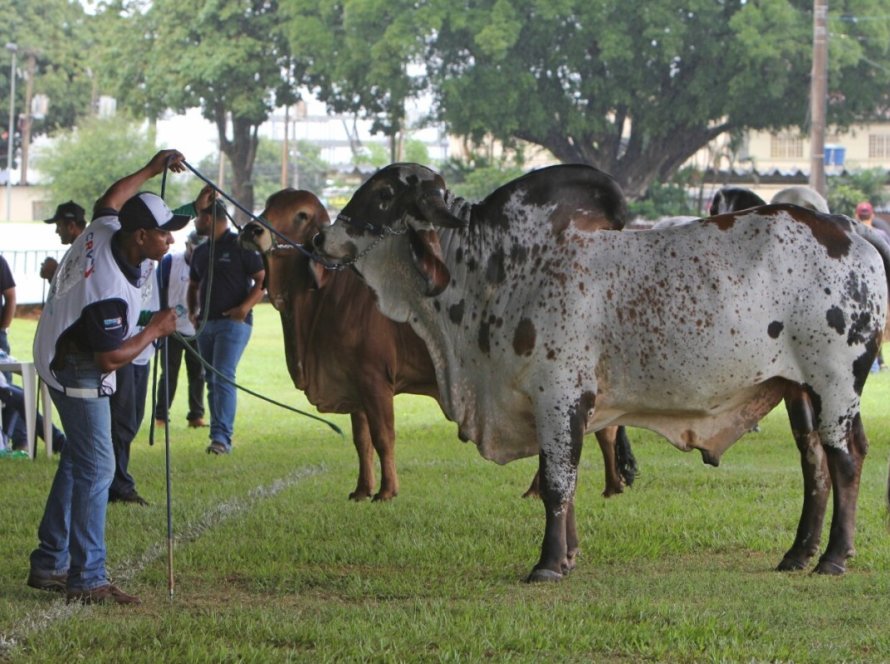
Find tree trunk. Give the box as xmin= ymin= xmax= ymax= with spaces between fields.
xmin=215 ymin=111 xmax=258 ymax=225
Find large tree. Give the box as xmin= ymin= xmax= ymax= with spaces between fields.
xmin=426 ymin=0 xmax=890 ymax=198
xmin=283 ymin=0 xmax=438 ymax=162
xmin=0 ymin=0 xmax=96 ymax=177
xmin=98 ymin=0 xmax=299 ymax=217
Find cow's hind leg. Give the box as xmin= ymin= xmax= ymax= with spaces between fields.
xmin=814 ymin=413 xmax=867 ymax=575
xmin=349 ymin=412 xmax=376 ymax=501
xmin=777 ymin=391 xmax=829 ymax=571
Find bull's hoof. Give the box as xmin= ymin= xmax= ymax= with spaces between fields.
xmin=526 ymin=568 xmax=563 ymax=583
xmin=372 ymin=491 xmax=397 ymax=502
xmin=601 ymin=484 xmax=624 ymax=498
xmin=776 ymin=557 xmax=808 ymax=572
xmin=348 ymin=491 xmax=372 ymax=501
xmin=813 ymin=559 xmax=846 ymax=576
xmin=564 ymin=551 xmax=579 ymax=573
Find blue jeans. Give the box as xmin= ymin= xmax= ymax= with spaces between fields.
xmin=0 ymin=329 xmax=10 ymax=382
xmin=0 ymin=384 xmax=66 ymax=452
xmin=196 ymin=319 xmax=251 ymax=451
xmin=154 ymin=334 xmax=205 ymax=422
xmin=29 ymin=354 xmax=115 ymax=591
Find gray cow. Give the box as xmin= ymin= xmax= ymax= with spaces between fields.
xmin=315 ymin=164 xmax=890 ymax=582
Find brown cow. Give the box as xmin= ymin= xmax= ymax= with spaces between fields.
xmin=243 ymin=182 xmax=636 ymax=501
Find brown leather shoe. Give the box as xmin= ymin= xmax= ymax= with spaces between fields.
xmin=188 ymin=417 xmax=206 ymax=428
xmin=27 ymin=570 xmax=68 ymax=593
xmin=66 ymin=583 xmax=141 ymax=605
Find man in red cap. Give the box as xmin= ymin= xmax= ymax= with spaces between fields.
xmin=856 ymin=201 xmax=875 ymax=226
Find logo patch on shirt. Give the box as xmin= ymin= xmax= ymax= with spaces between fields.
xmin=103 ymin=317 xmax=123 ymax=330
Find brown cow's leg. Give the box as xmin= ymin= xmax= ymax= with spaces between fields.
xmin=814 ymin=414 xmax=867 ymax=575
xmin=596 ymin=427 xmax=624 ymax=497
xmin=523 ymin=425 xmax=625 ymax=499
xmin=565 ymin=500 xmax=579 ymax=572
xmin=349 ymin=412 xmax=375 ymax=501
xmin=522 ymin=468 xmax=542 ymax=499
xmin=778 ymin=392 xmax=829 ymax=571
xmin=364 ymin=397 xmax=398 ymax=502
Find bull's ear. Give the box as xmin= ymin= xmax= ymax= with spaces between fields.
xmin=416 ymin=188 xmax=464 ymax=228
xmin=409 ymin=227 xmax=450 ymax=297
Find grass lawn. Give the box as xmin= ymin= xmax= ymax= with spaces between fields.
xmin=1 ymin=303 xmax=889 ymax=662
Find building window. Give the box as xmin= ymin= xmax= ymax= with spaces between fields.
xmin=869 ymin=134 xmax=890 ymax=159
xmin=770 ymin=134 xmax=804 ymax=159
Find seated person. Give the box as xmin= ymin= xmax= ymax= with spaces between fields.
xmin=0 ymin=371 xmax=66 ymax=453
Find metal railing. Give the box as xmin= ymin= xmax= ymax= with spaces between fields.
xmin=2 ymin=248 xmax=67 ymax=304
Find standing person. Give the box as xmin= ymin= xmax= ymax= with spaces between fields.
xmin=40 ymin=201 xmax=87 ymax=282
xmin=27 ymin=149 xmax=186 ymax=605
xmin=154 ymin=230 xmax=206 ymax=429
xmin=107 ymin=275 xmax=158 ymax=506
xmin=188 ymin=199 xmax=265 ymax=455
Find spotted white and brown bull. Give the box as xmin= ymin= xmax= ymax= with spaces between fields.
xmin=242 ymin=175 xmax=636 ymax=502
xmin=314 ymin=163 xmax=890 ymax=582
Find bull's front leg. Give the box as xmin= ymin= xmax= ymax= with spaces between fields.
xmin=526 ymin=392 xmax=591 ymax=583
xmin=349 ymin=412 xmax=376 ymax=501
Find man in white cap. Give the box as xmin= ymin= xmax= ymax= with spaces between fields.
xmin=27 ymin=150 xmax=187 ymax=605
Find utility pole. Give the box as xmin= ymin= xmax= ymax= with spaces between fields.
xmin=809 ymin=0 xmax=828 ymax=196
xmin=280 ymin=105 xmax=289 ymax=188
xmin=20 ymin=51 xmax=35 ymax=185
xmin=5 ymin=42 xmax=17 ymax=223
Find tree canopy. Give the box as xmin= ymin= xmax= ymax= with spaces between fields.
xmin=33 ymin=114 xmax=189 ymax=210
xmin=425 ymin=0 xmax=890 ymax=198
xmin=0 ymin=0 xmax=96 ymax=175
xmin=97 ymin=0 xmax=300 ymax=217
xmin=283 ymin=0 xmax=438 ymax=161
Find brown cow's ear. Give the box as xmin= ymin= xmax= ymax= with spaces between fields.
xmin=309 ymin=259 xmax=331 ymax=290
xmin=409 ymin=227 xmax=450 ymax=297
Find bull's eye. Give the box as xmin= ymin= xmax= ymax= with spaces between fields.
xmin=378 ymin=186 xmax=395 ymax=210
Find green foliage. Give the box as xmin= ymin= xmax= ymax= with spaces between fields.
xmin=439 ymin=153 xmax=526 ymax=201
xmin=3 ymin=305 xmax=890 ymax=660
xmin=828 ymin=168 xmax=889 ymax=214
xmin=630 ymin=182 xmax=697 ymax=220
xmin=0 ymin=0 xmax=95 ymax=139
xmin=425 ymin=0 xmax=890 ymax=197
xmin=97 ymin=0 xmax=300 ymax=214
xmin=402 ymin=138 xmax=430 ymax=166
xmin=32 ymin=114 xmax=189 ymax=209
xmin=632 ymin=167 xmax=701 ymax=219
xmin=283 ymin=0 xmax=437 ymax=142
xmin=353 ymin=143 xmax=389 ymax=169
